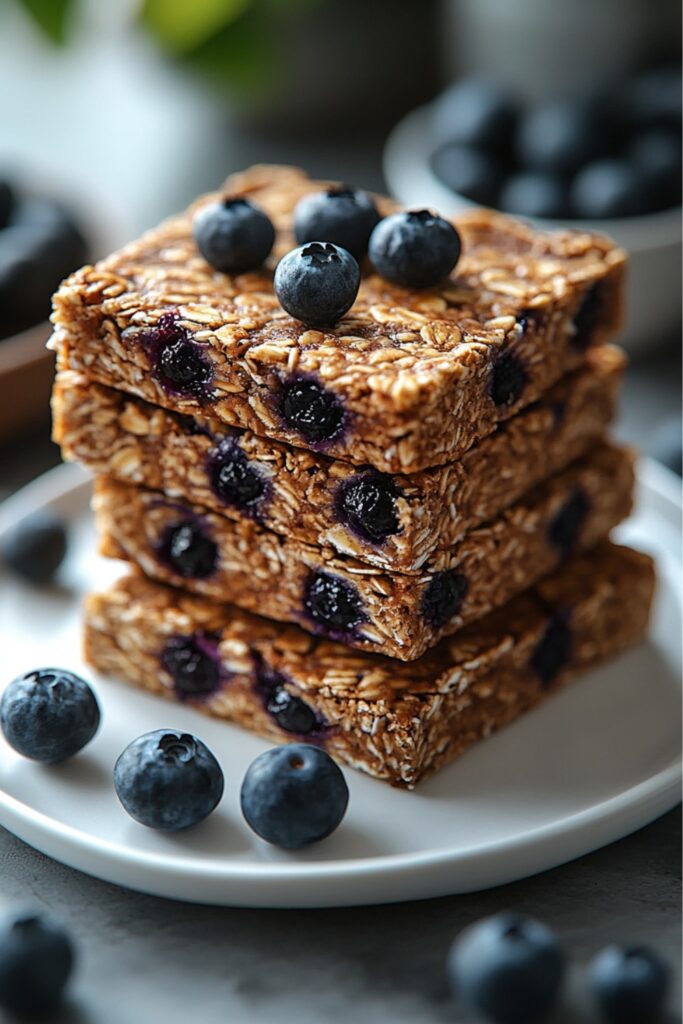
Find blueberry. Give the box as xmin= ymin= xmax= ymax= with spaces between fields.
xmin=491 ymin=350 xmax=526 ymax=407
xmin=532 ymin=614 xmax=572 ymax=687
xmin=570 ymin=159 xmax=648 ymax=219
xmin=114 ymin=729 xmax=224 ymax=831
xmin=0 ymin=911 xmax=74 ymax=1018
xmin=207 ymin=438 xmax=266 ymax=510
xmin=274 ymin=242 xmax=360 ymax=329
xmin=158 ymin=520 xmax=218 ymax=579
xmin=430 ymin=143 xmax=503 ymax=206
xmin=498 ymin=171 xmax=569 ymax=220
xmin=516 ymin=101 xmax=608 ymax=175
xmin=629 ymin=129 xmax=682 ymax=210
xmin=589 ymin=945 xmax=670 ymax=1024
xmin=193 ymin=197 xmax=275 ymax=273
xmin=0 ymin=668 xmax=100 ymax=763
xmin=0 ymin=180 xmax=14 ymax=229
xmin=421 ymin=570 xmax=468 ymax=629
xmin=1 ymin=510 xmax=67 ymax=584
xmin=369 ymin=210 xmax=461 ymax=289
xmin=294 ymin=186 xmax=380 ymax=261
xmin=336 ymin=473 xmax=400 ymax=544
xmin=266 ymin=687 xmax=319 ymax=735
xmin=548 ymin=489 xmax=588 ymax=555
xmin=160 ymin=635 xmax=220 ymax=696
xmin=159 ymin=336 xmax=214 ymax=398
xmin=304 ymin=570 xmax=365 ymax=635
xmin=240 ymin=743 xmax=348 ymax=849
xmin=432 ymin=79 xmax=517 ymax=151
xmin=447 ymin=912 xmax=565 ymax=1024
xmin=281 ymin=377 xmax=344 ymax=443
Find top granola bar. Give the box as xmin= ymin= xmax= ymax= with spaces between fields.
xmin=50 ymin=165 xmax=626 ymax=473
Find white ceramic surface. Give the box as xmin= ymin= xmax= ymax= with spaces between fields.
xmin=0 ymin=462 xmax=680 ymax=909
xmin=383 ymin=105 xmax=682 ymax=357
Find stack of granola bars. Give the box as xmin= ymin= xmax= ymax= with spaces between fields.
xmin=50 ymin=165 xmax=654 ymax=787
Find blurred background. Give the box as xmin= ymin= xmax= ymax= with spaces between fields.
xmin=0 ymin=0 xmax=681 ymax=495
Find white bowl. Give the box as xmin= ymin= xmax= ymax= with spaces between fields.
xmin=384 ymin=105 xmax=682 ymax=357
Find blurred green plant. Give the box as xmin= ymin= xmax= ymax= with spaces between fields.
xmin=17 ymin=0 xmax=74 ymax=43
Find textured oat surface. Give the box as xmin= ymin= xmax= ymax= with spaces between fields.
xmin=53 ymin=345 xmax=624 ymax=574
xmin=93 ymin=444 xmax=635 ymax=660
xmin=50 ymin=165 xmax=626 ymax=472
xmin=84 ymin=542 xmax=655 ymax=786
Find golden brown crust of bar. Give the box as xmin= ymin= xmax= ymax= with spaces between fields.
xmin=52 ymin=345 xmax=624 ymax=573
xmin=92 ymin=444 xmax=635 ymax=660
xmin=50 ymin=165 xmax=626 ymax=472
xmin=83 ymin=543 xmax=655 ymax=786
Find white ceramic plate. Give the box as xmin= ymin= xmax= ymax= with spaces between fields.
xmin=0 ymin=462 xmax=680 ymax=908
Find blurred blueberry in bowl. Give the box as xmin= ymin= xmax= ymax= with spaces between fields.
xmin=499 ymin=172 xmax=569 ymax=220
xmin=430 ymin=144 xmax=503 ymax=207
xmin=570 ymin=159 xmax=651 ymax=219
xmin=431 ymin=78 xmax=517 ymax=152
xmin=515 ymin=101 xmax=609 ymax=175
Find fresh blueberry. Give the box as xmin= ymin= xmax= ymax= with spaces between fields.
xmin=274 ymin=241 xmax=360 ymax=329
xmin=336 ymin=473 xmax=400 ymax=544
xmin=650 ymin=417 xmax=683 ymax=477
xmin=516 ymin=101 xmax=608 ymax=175
xmin=281 ymin=377 xmax=344 ymax=443
xmin=0 ymin=911 xmax=74 ymax=1018
xmin=589 ymin=945 xmax=670 ymax=1024
xmin=294 ymin=187 xmax=380 ymax=261
xmin=532 ymin=614 xmax=572 ymax=687
xmin=304 ymin=570 xmax=365 ymax=635
xmin=1 ymin=510 xmax=68 ymax=584
xmin=498 ymin=171 xmax=569 ymax=220
xmin=570 ymin=159 xmax=647 ymax=219
xmin=158 ymin=519 xmax=218 ymax=579
xmin=629 ymin=129 xmax=682 ymax=210
xmin=160 ymin=635 xmax=221 ymax=697
xmin=490 ymin=350 xmax=526 ymax=407
xmin=430 ymin=143 xmax=503 ymax=206
xmin=0 ymin=668 xmax=100 ymax=763
xmin=193 ymin=197 xmax=275 ymax=273
xmin=548 ymin=489 xmax=588 ymax=555
xmin=432 ymin=79 xmax=517 ymax=151
xmin=240 ymin=743 xmax=348 ymax=849
xmin=369 ymin=210 xmax=461 ymax=289
xmin=447 ymin=912 xmax=565 ymax=1024
xmin=422 ymin=570 xmax=468 ymax=629
xmin=114 ymin=729 xmax=224 ymax=831
xmin=573 ymin=282 xmax=607 ymax=348
xmin=207 ymin=438 xmax=266 ymax=510
xmin=0 ymin=180 xmax=14 ymax=229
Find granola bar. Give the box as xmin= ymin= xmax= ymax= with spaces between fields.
xmin=83 ymin=542 xmax=655 ymax=787
xmin=53 ymin=345 xmax=624 ymax=574
xmin=50 ymin=164 xmax=625 ymax=474
xmin=93 ymin=444 xmax=635 ymax=661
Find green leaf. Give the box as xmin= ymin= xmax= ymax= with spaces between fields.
xmin=17 ymin=0 xmax=74 ymax=44
xmin=140 ymin=0 xmax=252 ymax=55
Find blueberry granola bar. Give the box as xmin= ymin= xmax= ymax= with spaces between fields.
xmin=50 ymin=165 xmax=625 ymax=474
xmin=53 ymin=345 xmax=624 ymax=574
xmin=83 ymin=542 xmax=655 ymax=787
xmin=93 ymin=444 xmax=635 ymax=661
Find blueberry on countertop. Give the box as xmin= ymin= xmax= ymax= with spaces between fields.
xmin=0 ymin=911 xmax=74 ymax=1018
xmin=294 ymin=187 xmax=380 ymax=261
xmin=114 ymin=729 xmax=224 ymax=831
xmin=431 ymin=78 xmax=517 ymax=151
xmin=0 ymin=510 xmax=68 ymax=584
xmin=589 ymin=945 xmax=670 ymax=1024
xmin=240 ymin=743 xmax=349 ymax=849
xmin=281 ymin=377 xmax=345 ymax=443
xmin=159 ymin=520 xmax=218 ymax=579
xmin=337 ymin=473 xmax=400 ymax=544
xmin=516 ymin=101 xmax=608 ymax=175
xmin=570 ymin=159 xmax=648 ymax=219
xmin=447 ymin=912 xmax=565 ymax=1024
xmin=430 ymin=143 xmax=503 ymax=207
xmin=274 ymin=241 xmax=360 ymax=329
xmin=0 ymin=668 xmax=100 ymax=763
xmin=193 ymin=197 xmax=275 ymax=274
xmin=498 ymin=171 xmax=569 ymax=220
xmin=369 ymin=209 xmax=461 ymax=289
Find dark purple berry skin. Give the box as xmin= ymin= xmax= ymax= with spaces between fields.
xmin=304 ymin=570 xmax=366 ymax=636
xmin=274 ymin=241 xmax=360 ymax=329
xmin=255 ymin=662 xmax=326 ymax=737
xmin=0 ymin=669 xmax=100 ymax=763
xmin=589 ymin=945 xmax=670 ymax=1024
xmin=369 ymin=210 xmax=461 ymax=289
xmin=281 ymin=377 xmax=345 ymax=444
xmin=294 ymin=187 xmax=380 ymax=261
xmin=193 ymin=197 xmax=274 ymax=273
xmin=157 ymin=519 xmax=218 ymax=579
xmin=142 ymin=315 xmax=214 ymax=401
xmin=422 ymin=571 xmax=468 ymax=629
xmin=336 ymin=473 xmax=401 ymax=544
xmin=532 ymin=614 xmax=572 ymax=687
xmin=0 ymin=911 xmax=74 ymax=1019
xmin=548 ymin=489 xmax=588 ymax=556
xmin=430 ymin=144 xmax=503 ymax=207
xmin=240 ymin=744 xmax=348 ymax=849
xmin=0 ymin=510 xmax=67 ymax=584
xmin=160 ymin=635 xmax=221 ymax=697
xmin=207 ymin=438 xmax=267 ymax=513
xmin=491 ymin=350 xmax=526 ymax=407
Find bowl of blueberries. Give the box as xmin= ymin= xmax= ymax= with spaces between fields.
xmin=384 ymin=66 xmax=682 ymax=355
